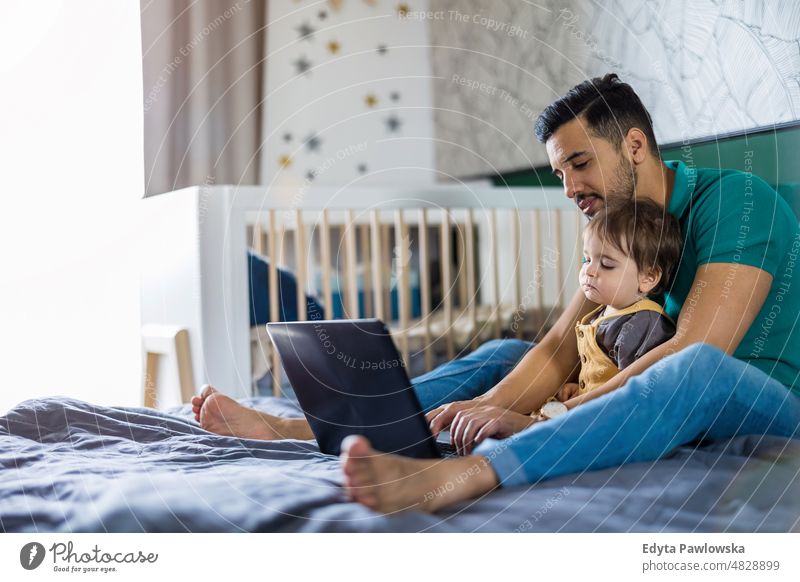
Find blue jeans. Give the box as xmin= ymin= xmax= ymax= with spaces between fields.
xmin=412 ymin=340 xmax=800 ymax=487
xmin=411 ymin=339 xmax=534 ymax=413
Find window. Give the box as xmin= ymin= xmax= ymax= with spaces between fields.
xmin=0 ymin=1 xmax=143 ymax=413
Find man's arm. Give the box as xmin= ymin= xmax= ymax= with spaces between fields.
xmin=474 ymin=287 xmax=599 ymax=413
xmin=564 ymin=262 xmax=773 ymax=408
xmin=427 ymin=287 xmax=597 ymax=436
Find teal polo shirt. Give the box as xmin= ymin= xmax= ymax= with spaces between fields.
xmin=663 ymin=160 xmax=800 ymax=395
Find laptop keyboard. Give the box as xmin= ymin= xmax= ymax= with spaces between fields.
xmin=436 ymin=440 xmax=459 ymax=458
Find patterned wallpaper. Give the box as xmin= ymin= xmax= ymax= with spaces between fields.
xmin=429 ymin=0 xmax=800 ymax=178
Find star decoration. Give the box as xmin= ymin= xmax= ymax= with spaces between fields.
xmin=278 ymin=154 xmax=293 ymax=168
xmin=390 ymin=91 xmax=401 ymax=102
xmin=328 ymin=0 xmax=343 ymax=11
xmin=318 ymin=10 xmax=328 ymax=20
xmin=363 ymin=0 xmax=378 ymax=6
xmin=385 ymin=115 xmax=402 ymax=132
xmin=306 ymin=170 xmax=316 ymax=181
xmin=364 ymin=93 xmax=378 ymax=108
xmin=283 ymin=132 xmax=293 ymax=142
xmin=397 ymin=3 xmax=410 ymax=16
xmin=293 ymin=55 xmax=312 ymax=75
xmin=357 ymin=163 xmax=368 ymax=174
xmin=297 ymin=21 xmax=315 ymax=41
xmin=376 ymin=44 xmax=388 ymax=55
xmin=304 ymin=133 xmax=322 ymax=152
xmin=327 ymin=40 xmax=341 ymax=54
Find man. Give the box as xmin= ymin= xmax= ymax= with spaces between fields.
xmin=194 ymin=74 xmax=800 ymax=513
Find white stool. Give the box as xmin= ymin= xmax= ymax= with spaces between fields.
xmin=141 ymin=324 xmax=195 ymax=408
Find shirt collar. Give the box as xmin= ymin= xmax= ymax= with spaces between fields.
xmin=664 ymin=159 xmax=695 ymax=219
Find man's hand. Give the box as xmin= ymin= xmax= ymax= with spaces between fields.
xmin=449 ymin=406 xmax=537 ymax=455
xmin=426 ymin=400 xmax=483 ymax=437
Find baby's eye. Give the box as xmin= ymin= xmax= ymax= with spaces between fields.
xmin=600 ymin=263 xmax=614 ymax=269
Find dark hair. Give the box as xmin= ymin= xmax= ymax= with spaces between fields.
xmin=534 ymin=73 xmax=659 ymax=157
xmin=585 ymin=198 xmax=682 ymax=296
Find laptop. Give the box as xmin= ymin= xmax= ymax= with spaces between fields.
xmin=266 ymin=319 xmax=456 ymax=458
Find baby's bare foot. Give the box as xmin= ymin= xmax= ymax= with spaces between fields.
xmin=340 ymin=435 xmax=498 ymax=513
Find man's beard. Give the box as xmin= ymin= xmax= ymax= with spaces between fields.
xmin=605 ymin=155 xmax=638 ymax=204
xmin=579 ymin=155 xmax=638 ymax=219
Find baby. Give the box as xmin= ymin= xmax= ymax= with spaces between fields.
xmin=539 ymin=197 xmax=683 ymax=418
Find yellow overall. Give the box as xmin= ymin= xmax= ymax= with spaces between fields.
xmin=575 ymin=298 xmax=671 ymax=394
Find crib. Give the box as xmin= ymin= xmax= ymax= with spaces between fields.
xmin=140 ymin=182 xmax=583 ymax=408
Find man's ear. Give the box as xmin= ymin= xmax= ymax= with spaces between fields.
xmin=625 ymin=128 xmax=649 ymax=165
xmin=638 ymin=267 xmax=662 ymax=295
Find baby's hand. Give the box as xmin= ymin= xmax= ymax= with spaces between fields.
xmin=556 ymin=382 xmax=581 ymax=402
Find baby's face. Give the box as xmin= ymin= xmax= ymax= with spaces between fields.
xmin=579 ymin=231 xmax=644 ymax=308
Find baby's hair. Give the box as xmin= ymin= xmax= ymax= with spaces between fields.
xmin=585 ymin=198 xmax=682 ymax=296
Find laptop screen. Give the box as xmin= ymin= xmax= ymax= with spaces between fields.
xmin=267 ymin=319 xmax=440 ymax=458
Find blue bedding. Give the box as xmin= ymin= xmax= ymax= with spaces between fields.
xmin=2 ymin=396 xmax=799 ymax=532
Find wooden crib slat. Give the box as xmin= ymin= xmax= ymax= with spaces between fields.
xmin=345 ymin=210 xmax=359 ymax=319
xmin=370 ymin=210 xmax=385 ymax=321
xmin=511 ymin=208 xmax=523 ymax=338
xmin=456 ymin=218 xmax=467 ymax=310
xmin=268 ymin=209 xmax=282 ymax=397
xmin=489 ymin=208 xmax=501 ymax=339
xmin=338 ymin=225 xmax=347 ymax=315
xmin=278 ymin=220 xmax=286 ymax=264
xmin=253 ymin=223 xmax=265 ymax=255
xmin=381 ymin=224 xmax=392 ymax=319
xmin=554 ymin=209 xmax=564 ymax=311
xmin=394 ymin=210 xmax=410 ymax=366
xmin=532 ymin=209 xmax=544 ymax=313
xmin=465 ymin=208 xmax=477 ymax=350
xmin=360 ymin=223 xmax=373 ymax=318
xmin=320 ymin=209 xmax=333 ymax=319
xmin=306 ymin=213 xmax=317 ymax=317
xmin=294 ymin=209 xmax=307 ymax=321
xmin=418 ymin=208 xmax=432 ymax=371
xmin=440 ymin=209 xmax=454 ymax=359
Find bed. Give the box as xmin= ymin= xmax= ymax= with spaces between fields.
xmin=7 ymin=182 xmax=797 ymax=533
xmin=2 ymin=395 xmax=799 ymax=532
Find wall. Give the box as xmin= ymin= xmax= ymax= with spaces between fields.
xmin=260 ymin=0 xmax=437 ymax=188
xmin=429 ymin=0 xmax=800 ymax=179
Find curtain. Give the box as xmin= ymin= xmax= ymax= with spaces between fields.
xmin=140 ymin=0 xmax=267 ymax=196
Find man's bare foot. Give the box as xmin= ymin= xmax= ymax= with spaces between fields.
xmin=191 ymin=384 xmax=313 ymax=440
xmin=340 ymin=435 xmax=499 ymax=513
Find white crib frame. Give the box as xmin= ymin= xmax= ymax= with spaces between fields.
xmin=140 ymin=184 xmax=582 ymax=406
